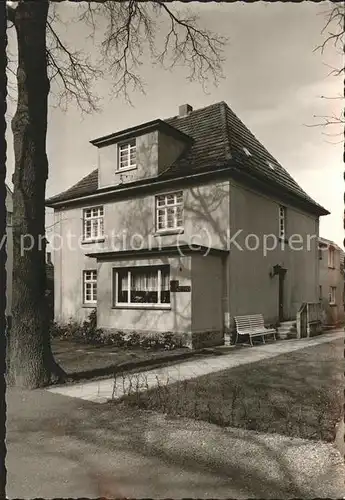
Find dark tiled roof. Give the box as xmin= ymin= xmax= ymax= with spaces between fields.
xmin=47 ymin=169 xmax=98 ymax=204
xmin=46 ymin=101 xmax=326 ymax=213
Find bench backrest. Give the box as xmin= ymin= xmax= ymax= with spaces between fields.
xmin=235 ymin=314 xmax=265 ymax=333
xmin=235 ymin=315 xmax=252 ymax=333
xmin=249 ymin=314 xmax=265 ymax=331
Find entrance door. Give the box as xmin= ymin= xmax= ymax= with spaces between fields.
xmin=278 ymin=268 xmax=287 ymax=322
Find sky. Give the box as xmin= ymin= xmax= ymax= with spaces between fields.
xmin=5 ymin=1 xmax=344 ymax=247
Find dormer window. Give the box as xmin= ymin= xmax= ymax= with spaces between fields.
xmin=118 ymin=139 xmax=136 ymax=171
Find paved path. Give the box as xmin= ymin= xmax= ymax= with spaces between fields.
xmin=48 ymin=330 xmax=344 ymax=403
xmin=6 ymin=387 xmax=345 ymax=499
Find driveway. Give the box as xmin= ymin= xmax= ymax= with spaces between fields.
xmin=6 ymin=386 xmax=345 ymax=499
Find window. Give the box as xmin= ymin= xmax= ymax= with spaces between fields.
xmin=329 ymin=286 xmax=336 ymax=305
xmin=6 ymin=211 xmax=12 ymax=226
xmin=156 ymin=191 xmax=184 ymax=231
xmin=278 ymin=206 xmax=286 ymax=239
xmin=118 ymin=139 xmax=136 ymax=170
xmin=328 ymin=247 xmax=335 ymax=268
xmin=83 ymin=206 xmax=104 ymax=241
xmin=318 ymin=248 xmax=323 ymax=260
xmin=83 ymin=270 xmax=97 ymax=304
xmin=319 ymin=285 xmax=322 ymax=301
xmin=114 ymin=266 xmax=170 ymax=307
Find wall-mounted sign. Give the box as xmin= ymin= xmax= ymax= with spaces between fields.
xmin=170 ymin=280 xmax=179 ymax=292
xmin=170 ymin=280 xmax=191 ymax=292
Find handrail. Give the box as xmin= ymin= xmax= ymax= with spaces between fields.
xmin=296 ymin=302 xmax=321 ymax=338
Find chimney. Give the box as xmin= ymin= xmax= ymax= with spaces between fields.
xmin=178 ymin=104 xmax=193 ymax=117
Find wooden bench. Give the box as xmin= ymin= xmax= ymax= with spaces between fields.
xmin=234 ymin=314 xmax=276 ymax=346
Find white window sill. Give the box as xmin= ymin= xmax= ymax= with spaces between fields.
xmin=329 ymin=302 xmax=337 ymax=307
xmin=81 ymin=238 xmax=105 ymax=244
xmin=113 ymin=303 xmax=171 ymax=310
xmin=116 ymin=166 xmax=137 ymax=174
xmin=83 ymin=303 xmax=97 ymax=308
xmin=154 ymin=228 xmax=184 ymax=236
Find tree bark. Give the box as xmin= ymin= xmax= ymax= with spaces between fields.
xmin=0 ymin=1 xmax=7 ymax=496
xmin=8 ymin=0 xmax=63 ymax=388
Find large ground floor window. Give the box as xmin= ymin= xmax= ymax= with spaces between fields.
xmin=114 ymin=265 xmax=170 ymax=307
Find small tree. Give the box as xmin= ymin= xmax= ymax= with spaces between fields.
xmin=6 ymin=0 xmax=226 ymax=388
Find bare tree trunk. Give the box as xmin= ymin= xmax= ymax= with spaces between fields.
xmin=0 ymin=1 xmax=7 ymax=496
xmin=8 ymin=0 xmax=64 ymax=388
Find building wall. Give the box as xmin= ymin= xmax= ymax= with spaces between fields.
xmin=53 ymin=209 xmax=101 ymax=324
xmin=319 ymin=243 xmax=345 ymax=325
xmin=97 ymin=255 xmax=192 ymax=336
xmin=191 ymin=253 xmax=224 ymax=347
xmin=228 ymin=180 xmax=319 ymax=326
xmin=53 ymin=179 xmax=230 ymax=324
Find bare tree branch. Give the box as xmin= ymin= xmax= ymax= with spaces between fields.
xmin=313 ymin=4 xmax=344 ymax=135
xmin=6 ymin=1 xmax=227 ymax=112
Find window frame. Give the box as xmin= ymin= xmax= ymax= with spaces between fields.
xmin=329 ymin=286 xmax=336 ymax=305
xmin=278 ymin=205 xmax=286 ymax=240
xmin=113 ymin=265 xmax=171 ymax=309
xmin=117 ymin=139 xmax=137 ymax=172
xmin=319 ymin=285 xmax=322 ymax=301
xmin=83 ymin=269 xmax=97 ymax=305
xmin=328 ymin=247 xmax=335 ymax=268
xmin=82 ymin=205 xmax=104 ymax=242
xmin=155 ymin=190 xmax=184 ymax=233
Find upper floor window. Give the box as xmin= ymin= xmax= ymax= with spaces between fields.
xmin=328 ymin=247 xmax=335 ymax=268
xmin=83 ymin=270 xmax=97 ymax=304
xmin=6 ymin=211 xmax=12 ymax=226
xmin=156 ymin=191 xmax=184 ymax=231
xmin=83 ymin=206 xmax=104 ymax=241
xmin=118 ymin=139 xmax=136 ymax=170
xmin=278 ymin=206 xmax=286 ymax=239
xmin=329 ymin=286 xmax=336 ymax=305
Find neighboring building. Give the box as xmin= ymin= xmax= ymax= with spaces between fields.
xmin=5 ymin=185 xmax=13 ymax=324
xmin=46 ymin=101 xmax=329 ymax=348
xmin=318 ymin=237 xmax=345 ymax=326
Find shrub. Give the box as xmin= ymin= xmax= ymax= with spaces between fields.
xmin=50 ymin=313 xmax=184 ymax=351
xmin=50 ymin=309 xmax=103 ymax=344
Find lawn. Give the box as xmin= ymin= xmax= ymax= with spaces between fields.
xmin=119 ymin=338 xmax=344 ymax=442
xmin=52 ymin=338 xmax=201 ymax=383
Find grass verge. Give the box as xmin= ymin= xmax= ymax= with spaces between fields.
xmin=118 ymin=339 xmax=343 ymax=442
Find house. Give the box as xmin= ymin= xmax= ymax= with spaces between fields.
xmin=5 ymin=185 xmax=13 ymax=325
xmin=318 ymin=237 xmax=345 ymax=326
xmin=46 ymin=101 xmax=329 ymax=348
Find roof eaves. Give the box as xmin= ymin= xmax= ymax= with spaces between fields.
xmin=90 ymin=119 xmax=192 ymax=147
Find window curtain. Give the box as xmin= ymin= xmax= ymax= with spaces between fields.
xmin=121 ymin=273 xmax=128 ymax=291
xmin=161 ymin=270 xmax=169 ymax=291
